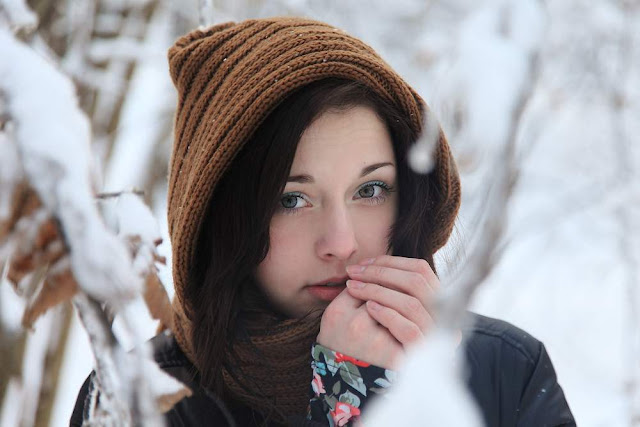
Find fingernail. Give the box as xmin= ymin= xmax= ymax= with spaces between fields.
xmin=367 ymin=301 xmax=381 ymax=311
xmin=346 ymin=265 xmax=365 ymax=274
xmin=359 ymin=257 xmax=376 ymax=265
xmin=346 ymin=280 xmax=365 ymax=289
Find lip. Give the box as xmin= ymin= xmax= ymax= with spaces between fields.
xmin=309 ymin=275 xmax=349 ymax=287
xmin=307 ymin=275 xmax=349 ymax=302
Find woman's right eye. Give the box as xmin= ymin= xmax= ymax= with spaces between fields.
xmin=279 ymin=192 xmax=308 ymax=213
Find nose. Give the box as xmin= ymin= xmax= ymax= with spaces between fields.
xmin=315 ymin=202 xmax=358 ymax=261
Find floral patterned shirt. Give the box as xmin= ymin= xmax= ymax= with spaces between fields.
xmin=307 ymin=342 xmax=397 ymax=426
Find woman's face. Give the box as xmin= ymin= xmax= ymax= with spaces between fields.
xmin=255 ymin=105 xmax=398 ymax=318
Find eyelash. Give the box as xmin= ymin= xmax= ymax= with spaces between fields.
xmin=277 ymin=181 xmax=396 ymax=215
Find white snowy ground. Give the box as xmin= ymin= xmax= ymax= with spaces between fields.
xmin=43 ymin=1 xmax=638 ymax=426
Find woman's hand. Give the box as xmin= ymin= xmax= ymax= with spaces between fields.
xmin=345 ymin=255 xmax=439 ymax=349
xmin=316 ymin=255 xmax=439 ymax=369
xmin=317 ymin=289 xmax=404 ymax=369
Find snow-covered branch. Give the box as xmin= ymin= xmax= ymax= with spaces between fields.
xmin=0 ymin=7 xmax=188 ymax=425
xmin=366 ymin=2 xmax=546 ymax=425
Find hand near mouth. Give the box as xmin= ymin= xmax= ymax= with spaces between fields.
xmin=344 ymin=255 xmax=439 ymax=349
xmin=316 ymin=285 xmax=403 ymax=369
xmin=316 ymin=255 xmax=445 ymax=369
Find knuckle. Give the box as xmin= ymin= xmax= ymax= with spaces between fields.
xmin=404 ymin=324 xmax=422 ymax=342
xmin=409 ymin=272 xmax=426 ymax=289
xmin=404 ymin=296 xmax=423 ymax=315
xmin=417 ymin=258 xmax=431 ymax=276
xmin=369 ymin=265 xmax=384 ymax=277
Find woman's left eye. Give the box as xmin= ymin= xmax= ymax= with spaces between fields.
xmin=355 ymin=181 xmax=395 ymax=203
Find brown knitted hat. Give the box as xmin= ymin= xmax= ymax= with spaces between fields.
xmin=166 ymin=17 xmax=461 ymax=360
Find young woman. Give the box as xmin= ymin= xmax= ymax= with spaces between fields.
xmin=72 ymin=17 xmax=575 ymax=427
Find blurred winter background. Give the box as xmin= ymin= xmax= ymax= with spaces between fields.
xmin=1 ymin=0 xmax=638 ymax=426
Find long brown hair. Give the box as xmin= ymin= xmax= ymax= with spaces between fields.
xmin=186 ymin=77 xmax=444 ymax=401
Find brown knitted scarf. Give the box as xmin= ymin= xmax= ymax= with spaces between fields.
xmin=171 ymin=286 xmax=321 ymax=423
xmin=222 ymin=314 xmax=321 ymax=421
xmin=165 ymin=16 xmax=461 ymax=424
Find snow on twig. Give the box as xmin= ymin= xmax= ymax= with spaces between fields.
xmin=0 ymin=27 xmax=141 ymax=306
xmin=0 ymin=0 xmax=37 ymax=33
xmin=368 ymin=2 xmax=546 ymax=425
xmin=198 ymin=0 xmax=215 ymax=27
xmin=73 ymin=293 xmax=131 ymax=426
xmin=0 ymin=16 xmax=188 ymax=425
xmin=408 ymin=107 xmax=441 ymax=174
xmin=438 ymin=0 xmax=544 ymax=330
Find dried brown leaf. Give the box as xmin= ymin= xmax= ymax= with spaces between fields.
xmin=41 ymin=240 xmax=66 ymax=266
xmin=153 ymin=253 xmax=166 ymax=265
xmin=7 ymin=216 xmax=66 ymax=284
xmin=0 ymin=181 xmax=38 ymax=241
xmin=22 ymin=264 xmax=78 ymax=328
xmin=34 ymin=217 xmax=60 ymax=251
xmin=143 ymin=273 xmax=173 ymax=330
xmin=8 ymin=251 xmax=35 ymax=284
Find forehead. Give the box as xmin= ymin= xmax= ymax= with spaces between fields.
xmin=292 ymin=106 xmax=394 ymax=170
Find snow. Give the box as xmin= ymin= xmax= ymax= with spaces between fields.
xmin=0 ymin=0 xmax=37 ymax=31
xmin=139 ymin=345 xmax=190 ymax=396
xmin=49 ymin=310 xmax=93 ymax=426
xmin=89 ymin=37 xmax=156 ymax=62
xmin=365 ymin=329 xmax=483 ymax=426
xmin=99 ymin=192 xmax=161 ymax=249
xmin=1 ymin=0 xmax=637 ymax=426
xmin=0 ymin=379 xmax=22 ymax=427
xmin=0 ymin=271 xmax=25 ymax=333
xmin=408 ymin=107 xmax=440 ymax=174
xmin=0 ymin=27 xmax=141 ymax=306
xmin=0 ymin=308 xmax=59 ymax=427
xmin=102 ymin=3 xmax=175 ymax=195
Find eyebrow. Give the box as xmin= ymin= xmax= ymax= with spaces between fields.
xmin=286 ymin=162 xmax=395 ymax=184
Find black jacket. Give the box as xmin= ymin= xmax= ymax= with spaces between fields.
xmin=71 ymin=312 xmax=576 ymax=426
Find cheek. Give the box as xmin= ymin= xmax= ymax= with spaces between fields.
xmin=354 ymin=204 xmax=396 ymax=250
xmin=255 ymin=221 xmax=308 ymax=287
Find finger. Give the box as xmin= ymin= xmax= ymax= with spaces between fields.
xmin=319 ymin=292 xmax=367 ymax=343
xmin=346 ymin=263 xmax=433 ymax=304
xmin=359 ymin=255 xmax=439 ymax=291
xmin=365 ymin=300 xmax=425 ymax=348
xmin=324 ymin=284 xmax=364 ymax=311
xmin=346 ymin=280 xmax=433 ymax=331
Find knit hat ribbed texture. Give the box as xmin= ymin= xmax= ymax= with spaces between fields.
xmin=166 ymin=16 xmax=460 ymax=364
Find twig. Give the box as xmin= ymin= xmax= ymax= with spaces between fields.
xmin=95 ymin=190 xmax=145 ymax=199
xmin=73 ymin=293 xmax=131 ymax=426
xmin=439 ymin=44 xmax=542 ymax=331
xmin=198 ymin=0 xmax=214 ymax=27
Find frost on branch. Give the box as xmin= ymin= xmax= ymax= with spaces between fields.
xmin=0 ymin=23 xmax=188 ymax=424
xmin=97 ymin=192 xmax=173 ymax=329
xmin=0 ymin=26 xmax=139 ymax=307
xmin=366 ymin=1 xmax=546 ymax=425
xmin=0 ymin=0 xmax=38 ymax=33
xmin=364 ymin=330 xmax=483 ymax=426
xmin=408 ymin=107 xmax=441 ymax=174
xmin=140 ymin=352 xmax=193 ymax=413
